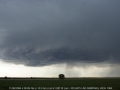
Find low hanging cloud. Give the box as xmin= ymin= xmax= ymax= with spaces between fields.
xmin=0 ymin=0 xmax=120 ymax=66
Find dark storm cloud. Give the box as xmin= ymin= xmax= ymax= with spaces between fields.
xmin=0 ymin=0 xmax=120 ymax=66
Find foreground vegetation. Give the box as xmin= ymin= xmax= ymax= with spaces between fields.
xmin=0 ymin=78 xmax=120 ymax=90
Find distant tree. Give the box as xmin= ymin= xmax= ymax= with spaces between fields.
xmin=5 ymin=76 xmax=7 ymax=79
xmin=59 ymin=74 xmax=65 ymax=79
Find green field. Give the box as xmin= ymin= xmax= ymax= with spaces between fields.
xmin=0 ymin=78 xmax=120 ymax=90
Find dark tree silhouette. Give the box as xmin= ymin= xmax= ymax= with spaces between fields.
xmin=5 ymin=76 xmax=7 ymax=79
xmin=59 ymin=74 xmax=65 ymax=79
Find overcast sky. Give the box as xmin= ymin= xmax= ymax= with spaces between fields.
xmin=0 ymin=0 xmax=120 ymax=77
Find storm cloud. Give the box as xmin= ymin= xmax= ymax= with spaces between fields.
xmin=0 ymin=0 xmax=120 ymax=66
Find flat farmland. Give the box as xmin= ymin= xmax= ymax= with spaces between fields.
xmin=0 ymin=77 xmax=120 ymax=90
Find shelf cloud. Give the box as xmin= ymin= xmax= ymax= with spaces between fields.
xmin=0 ymin=0 xmax=120 ymax=66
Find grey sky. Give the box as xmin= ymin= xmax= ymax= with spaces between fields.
xmin=0 ymin=0 xmax=120 ymax=66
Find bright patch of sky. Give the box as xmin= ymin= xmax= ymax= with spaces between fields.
xmin=0 ymin=59 xmax=119 ymax=77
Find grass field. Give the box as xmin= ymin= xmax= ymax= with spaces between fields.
xmin=0 ymin=77 xmax=120 ymax=90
